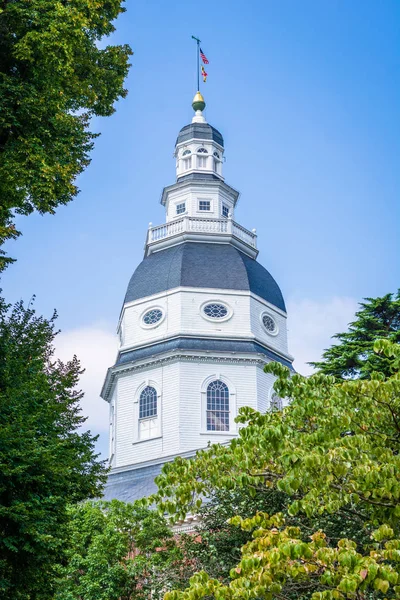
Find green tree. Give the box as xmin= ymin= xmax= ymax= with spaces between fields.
xmin=149 ymin=340 xmax=400 ymax=600
xmin=177 ymin=486 xmax=372 ymax=593
xmin=55 ymin=500 xmax=184 ymax=600
xmin=0 ymin=0 xmax=132 ymax=269
xmin=0 ymin=297 xmax=107 ymax=600
xmin=177 ymin=488 xmax=287 ymax=585
xmin=310 ymin=292 xmax=400 ymax=379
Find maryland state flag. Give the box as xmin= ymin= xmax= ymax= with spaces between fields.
xmin=201 ymin=65 xmax=208 ymax=82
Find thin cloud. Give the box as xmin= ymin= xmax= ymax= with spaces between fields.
xmin=55 ymin=324 xmax=118 ymax=457
xmin=287 ymin=296 xmax=358 ymax=375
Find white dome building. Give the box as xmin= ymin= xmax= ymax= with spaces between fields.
xmin=101 ymin=93 xmax=294 ymax=501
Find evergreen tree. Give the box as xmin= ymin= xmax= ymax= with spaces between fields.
xmin=0 ymin=297 xmax=107 ymax=600
xmin=310 ymin=291 xmax=400 ymax=379
xmin=0 ymin=0 xmax=132 ymax=269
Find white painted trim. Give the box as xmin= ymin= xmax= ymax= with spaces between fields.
xmin=146 ymin=232 xmax=258 ymax=260
xmin=260 ymin=311 xmax=279 ymax=337
xmin=199 ymin=430 xmax=237 ymax=437
xmin=118 ymin=333 xmax=294 ymax=368
xmin=101 ymin=348 xmax=294 ymax=403
xmin=133 ymin=380 xmax=162 ymax=443
xmin=199 ymin=299 xmax=233 ymax=323
xmin=122 ymin=287 xmax=287 ymax=317
xmin=200 ymin=373 xmax=237 ymax=434
xmin=119 ymin=331 xmax=293 ymax=363
xmin=175 ymin=138 xmax=224 ymax=152
xmin=132 ymin=435 xmax=162 ymax=446
xmin=161 ymin=178 xmax=239 ymax=207
xmin=196 ymin=197 xmax=213 ymax=214
xmin=139 ymin=306 xmax=166 ymax=330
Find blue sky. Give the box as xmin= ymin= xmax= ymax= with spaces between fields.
xmin=2 ymin=0 xmax=399 ymax=455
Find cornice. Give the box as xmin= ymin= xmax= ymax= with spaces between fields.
xmin=101 ymin=340 xmax=293 ymax=402
xmin=160 ymin=178 xmax=240 ymax=207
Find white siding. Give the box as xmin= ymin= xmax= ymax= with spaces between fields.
xmin=121 ymin=289 xmax=289 ymax=361
xmin=115 ymin=362 xmax=180 ymax=468
xmin=250 ymin=296 xmax=288 ymax=355
xmin=113 ymin=358 xmax=279 ymax=468
xmin=256 ymin=366 xmax=276 ymax=414
xmin=165 ymin=182 xmax=234 ymax=222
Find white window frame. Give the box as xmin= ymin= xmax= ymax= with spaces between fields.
xmin=198 ymin=199 xmax=211 ymax=212
xmin=197 ymin=155 xmax=208 ymax=169
xmin=222 ymin=204 xmax=230 ymax=218
xmin=176 ymin=202 xmax=186 ymax=216
xmin=260 ymin=311 xmax=279 ymax=336
xmin=182 ymin=156 xmax=192 ymax=171
xmin=133 ymin=380 xmax=162 ymax=444
xmin=200 ymin=374 xmax=236 ymax=435
xmin=140 ymin=306 xmax=166 ymax=329
xmin=200 ymin=299 xmax=233 ymax=323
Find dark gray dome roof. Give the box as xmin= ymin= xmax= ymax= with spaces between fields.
xmin=124 ymin=243 xmax=286 ymax=312
xmin=176 ymin=123 xmax=224 ymax=147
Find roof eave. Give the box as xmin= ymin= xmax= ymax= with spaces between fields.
xmin=160 ymin=179 xmax=240 ymax=206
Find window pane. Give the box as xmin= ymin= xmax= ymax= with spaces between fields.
xmin=262 ymin=314 xmax=277 ymax=333
xmin=140 ymin=417 xmax=157 ymax=440
xmin=176 ymin=202 xmax=186 ymax=215
xmin=183 ymin=157 xmax=192 ymax=170
xmin=222 ymin=205 xmax=229 ymax=218
xmin=199 ymin=200 xmax=210 ymax=211
xmin=207 ymin=380 xmax=229 ymax=431
xmin=139 ymin=386 xmax=157 ymax=419
xmin=143 ymin=309 xmax=163 ymax=325
xmin=197 ymin=156 xmax=207 ymax=168
xmin=203 ymin=303 xmax=228 ymax=319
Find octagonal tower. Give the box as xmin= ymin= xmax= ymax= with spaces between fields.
xmin=101 ymin=93 xmax=294 ymax=502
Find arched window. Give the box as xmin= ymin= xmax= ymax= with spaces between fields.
xmin=181 ymin=149 xmax=192 ymax=171
xmin=197 ymin=147 xmax=208 ymax=153
xmin=213 ymin=151 xmax=220 ymax=158
xmin=270 ymin=393 xmax=283 ymax=411
xmin=207 ymin=380 xmax=229 ymax=431
xmin=139 ymin=386 xmax=157 ymax=419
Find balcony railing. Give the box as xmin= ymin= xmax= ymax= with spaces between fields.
xmin=148 ymin=216 xmax=257 ymax=249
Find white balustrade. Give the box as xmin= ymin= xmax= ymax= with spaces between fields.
xmin=148 ymin=217 xmax=257 ymax=248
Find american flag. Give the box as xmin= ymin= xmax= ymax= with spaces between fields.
xmin=200 ymin=47 xmax=209 ymax=64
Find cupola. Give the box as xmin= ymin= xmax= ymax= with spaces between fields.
xmin=175 ymin=92 xmax=224 ymax=180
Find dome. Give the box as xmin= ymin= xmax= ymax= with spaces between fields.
xmin=124 ymin=242 xmax=286 ymax=312
xmin=176 ymin=123 xmax=224 ymax=147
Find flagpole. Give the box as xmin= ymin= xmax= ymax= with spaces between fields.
xmin=191 ymin=35 xmax=201 ymax=91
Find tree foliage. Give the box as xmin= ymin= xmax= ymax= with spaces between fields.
xmin=147 ymin=340 xmax=400 ymax=600
xmin=0 ymin=297 xmax=107 ymax=600
xmin=55 ymin=500 xmax=186 ymax=600
xmin=310 ymin=292 xmax=400 ymax=379
xmin=178 ymin=489 xmax=287 ymax=585
xmin=0 ymin=0 xmax=132 ymax=269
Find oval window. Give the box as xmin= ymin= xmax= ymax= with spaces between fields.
xmin=143 ymin=308 xmax=163 ymax=326
xmin=203 ymin=303 xmax=228 ymax=319
xmin=262 ymin=313 xmax=277 ymax=334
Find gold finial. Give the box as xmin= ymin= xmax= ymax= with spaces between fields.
xmin=192 ymin=91 xmax=205 ymax=112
